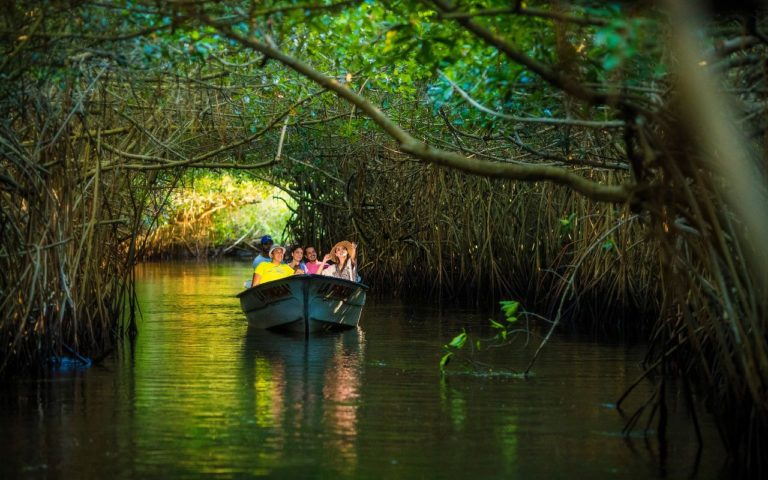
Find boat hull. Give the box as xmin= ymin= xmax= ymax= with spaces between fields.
xmin=237 ymin=275 xmax=367 ymax=334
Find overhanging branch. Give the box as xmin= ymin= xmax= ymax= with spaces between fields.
xmin=203 ymin=16 xmax=635 ymax=204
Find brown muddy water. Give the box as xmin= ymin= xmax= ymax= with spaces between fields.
xmin=0 ymin=260 xmax=727 ymax=479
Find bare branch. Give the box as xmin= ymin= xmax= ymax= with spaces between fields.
xmin=439 ymin=70 xmax=626 ymax=129
xmin=85 ymin=88 xmax=327 ymax=176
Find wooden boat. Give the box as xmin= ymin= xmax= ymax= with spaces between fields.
xmin=236 ymin=275 xmax=368 ymax=334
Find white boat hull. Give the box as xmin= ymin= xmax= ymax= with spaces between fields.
xmin=237 ymin=275 xmax=367 ymax=334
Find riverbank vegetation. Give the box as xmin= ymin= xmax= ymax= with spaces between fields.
xmin=1 ymin=0 xmax=766 ymax=472
xmin=140 ymin=171 xmax=294 ymax=258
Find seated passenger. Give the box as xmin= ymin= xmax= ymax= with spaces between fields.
xmin=321 ymin=241 xmax=358 ymax=282
xmin=252 ymin=245 xmax=294 ymax=286
xmin=287 ymin=245 xmax=308 ymax=274
xmin=303 ymin=245 xmax=326 ymax=274
xmin=252 ymin=235 xmax=273 ymax=268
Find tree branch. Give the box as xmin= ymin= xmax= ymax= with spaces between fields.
xmin=84 ymin=89 xmax=326 ymax=176
xmin=203 ymin=17 xmax=634 ymax=204
xmin=429 ymin=0 xmax=650 ymax=113
xmin=439 ymin=70 xmax=626 ymax=128
xmin=440 ymin=6 xmax=610 ymax=27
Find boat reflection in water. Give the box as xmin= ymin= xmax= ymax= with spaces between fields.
xmin=237 ymin=275 xmax=368 ymax=335
xmin=240 ymin=327 xmax=365 ymax=476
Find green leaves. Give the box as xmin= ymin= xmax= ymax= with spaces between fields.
xmin=440 ymin=330 xmax=466 ymax=374
xmin=500 ymin=301 xmax=520 ymax=323
xmin=560 ymin=213 xmax=576 ymax=236
xmin=492 ymin=301 xmax=521 ymax=342
xmin=589 ymin=14 xmax=664 ymax=80
xmin=439 ymin=352 xmax=452 ymax=371
xmin=147 ymin=172 xmax=295 ymax=256
xmin=593 ymin=20 xmax=633 ymax=71
xmin=447 ymin=331 xmax=467 ymax=349
xmin=440 ymin=300 xmax=528 ymax=374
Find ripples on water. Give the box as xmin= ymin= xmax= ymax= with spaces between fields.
xmin=0 ymin=260 xmax=726 ymax=479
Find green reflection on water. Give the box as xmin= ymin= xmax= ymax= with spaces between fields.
xmin=440 ymin=378 xmax=467 ymax=432
xmin=129 ymin=261 xmax=365 ymax=477
xmin=499 ymin=416 xmax=519 ymax=467
xmin=0 ymin=261 xmax=728 ymax=479
xmin=252 ymin=356 xmax=279 ymax=428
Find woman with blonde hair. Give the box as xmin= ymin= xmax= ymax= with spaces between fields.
xmin=321 ymin=240 xmax=358 ymax=282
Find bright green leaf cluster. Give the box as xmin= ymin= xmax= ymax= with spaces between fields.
xmin=440 ymin=329 xmax=467 ymax=374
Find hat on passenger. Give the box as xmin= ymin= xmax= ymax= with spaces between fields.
xmin=268 ymin=245 xmax=285 ymax=256
xmin=330 ymin=240 xmax=356 ymax=262
xmin=260 ymin=235 xmax=273 ymax=245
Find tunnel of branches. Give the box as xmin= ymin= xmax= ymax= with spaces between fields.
xmin=1 ymin=1 xmax=767 ymax=471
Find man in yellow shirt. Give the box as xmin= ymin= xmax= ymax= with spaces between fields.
xmin=252 ymin=245 xmax=295 ymax=286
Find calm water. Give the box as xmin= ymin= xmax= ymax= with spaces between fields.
xmin=1 ymin=260 xmax=726 ymax=479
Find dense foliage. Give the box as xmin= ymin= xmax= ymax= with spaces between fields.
xmin=141 ymin=171 xmax=294 ymax=258
xmin=2 ymin=0 xmax=767 ymax=472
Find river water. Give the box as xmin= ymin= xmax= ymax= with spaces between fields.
xmin=1 ymin=260 xmax=726 ymax=479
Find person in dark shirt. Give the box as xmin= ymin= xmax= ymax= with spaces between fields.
xmin=252 ymin=235 xmax=273 ymax=268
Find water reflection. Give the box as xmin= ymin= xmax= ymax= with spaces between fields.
xmin=240 ymin=328 xmax=364 ymax=476
xmin=0 ymin=261 xmax=729 ymax=479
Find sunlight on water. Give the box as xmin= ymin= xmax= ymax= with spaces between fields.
xmin=0 ymin=260 xmax=727 ymax=479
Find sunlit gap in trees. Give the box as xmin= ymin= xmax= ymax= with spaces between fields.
xmin=141 ymin=171 xmax=294 ymax=259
